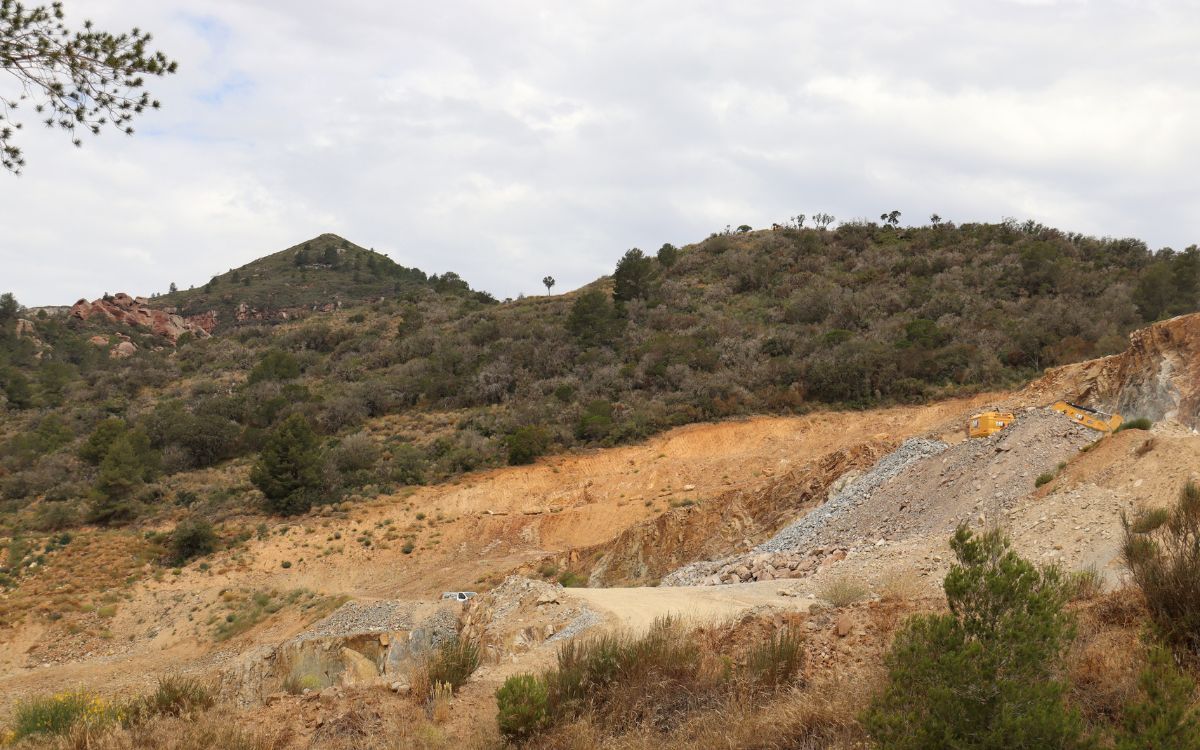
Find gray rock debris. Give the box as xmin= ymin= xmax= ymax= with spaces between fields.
xmin=661 ymin=437 xmax=947 ymax=586
xmin=754 ymin=437 xmax=948 ymax=554
xmin=301 ymin=601 xmax=416 ymax=639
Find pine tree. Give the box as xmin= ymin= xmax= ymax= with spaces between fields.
xmin=250 ymin=414 xmax=323 ymax=515
xmin=612 ymin=248 xmax=657 ymax=303
xmin=1115 ymin=645 xmax=1200 ymax=749
xmin=0 ymin=2 xmax=177 ymax=173
xmin=863 ymin=526 xmax=1090 ymax=750
xmin=87 ymin=430 xmax=157 ymax=525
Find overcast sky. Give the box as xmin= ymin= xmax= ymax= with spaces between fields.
xmin=3 ymin=0 xmax=1199 ymax=306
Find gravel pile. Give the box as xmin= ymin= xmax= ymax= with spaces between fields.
xmin=754 ymin=437 xmax=949 ymax=554
xmin=301 ymin=601 xmax=417 ymax=639
xmin=547 ymin=609 xmax=602 ymax=642
xmin=665 ymin=409 xmax=1101 ymax=586
xmin=662 ymin=438 xmax=947 ymax=586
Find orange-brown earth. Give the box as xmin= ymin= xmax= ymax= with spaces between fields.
xmin=2 ymin=312 xmax=1200 ymax=744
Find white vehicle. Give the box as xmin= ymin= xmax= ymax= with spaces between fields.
xmin=440 ymin=591 xmax=477 ymax=602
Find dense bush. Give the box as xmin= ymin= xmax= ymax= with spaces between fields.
xmin=863 ymin=526 xmax=1087 ymax=749
xmin=1115 ymin=644 xmax=1200 ymax=749
xmin=129 ymin=676 xmax=215 ymax=720
xmin=423 ymin=637 xmax=481 ymax=694
xmin=496 ymin=616 xmax=803 ymax=743
xmin=1122 ymin=481 xmax=1200 ymax=658
xmin=10 ymin=690 xmax=113 ymax=740
xmin=496 ymin=674 xmax=549 ymax=741
xmin=250 ymin=414 xmax=324 ymax=515
xmin=247 ymin=349 xmax=300 ymax=384
xmin=170 ymin=517 xmax=218 ymax=564
xmin=505 ymin=426 xmax=550 ymax=466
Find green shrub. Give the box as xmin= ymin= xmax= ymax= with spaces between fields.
xmin=1115 ymin=644 xmax=1200 ymax=749
xmin=496 ymin=673 xmax=549 ymax=741
xmin=505 ymin=425 xmax=550 ymax=466
xmin=862 ymin=526 xmax=1087 ymax=750
xmin=1116 ymin=417 xmax=1153 ymax=433
xmin=566 ymin=290 xmax=623 ymax=347
xmin=1036 ymin=472 xmax=1055 ymax=487
xmin=79 ymin=417 xmax=128 ymax=465
xmin=248 ymin=349 xmax=300 ymax=384
xmin=10 ymin=690 xmax=112 ymax=740
xmin=1122 ymin=481 xmax=1200 ymax=657
xmin=385 ymin=443 xmax=426 ymax=485
xmin=170 ymin=516 xmax=218 ymax=564
xmin=557 ymin=571 xmax=585 ymax=588
xmin=425 ymin=637 xmax=481 ymax=692
xmin=576 ymin=399 xmax=614 ymax=441
xmin=128 ymin=675 xmax=214 ymax=722
xmin=31 ymin=501 xmax=79 ymax=531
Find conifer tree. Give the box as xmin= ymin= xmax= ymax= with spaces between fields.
xmin=1 ymin=2 xmax=177 ymax=173
xmin=250 ymin=414 xmax=323 ymax=515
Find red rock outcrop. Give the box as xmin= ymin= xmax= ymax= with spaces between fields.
xmin=184 ymin=310 xmax=219 ymax=334
xmin=1025 ymin=312 xmax=1200 ymax=428
xmin=70 ymin=293 xmax=211 ymax=344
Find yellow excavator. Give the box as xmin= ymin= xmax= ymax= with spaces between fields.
xmin=968 ymin=411 xmax=1015 ymax=438
xmin=1051 ymin=401 xmax=1123 ymax=432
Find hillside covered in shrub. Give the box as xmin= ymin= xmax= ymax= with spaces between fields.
xmin=0 ymin=218 xmax=1196 ymax=534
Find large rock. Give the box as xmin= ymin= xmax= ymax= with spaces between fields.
xmin=110 ymin=341 xmax=137 ymax=359
xmin=70 ymin=293 xmax=211 ymax=344
xmin=338 ymin=647 xmax=381 ymax=686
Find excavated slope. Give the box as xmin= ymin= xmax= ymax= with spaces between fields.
xmin=1025 ymin=311 xmax=1200 ymax=427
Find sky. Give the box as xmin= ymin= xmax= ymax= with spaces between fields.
xmin=3 ymin=0 xmax=1200 ymax=306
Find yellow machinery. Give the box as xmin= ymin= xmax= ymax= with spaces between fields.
xmin=968 ymin=411 xmax=1015 ymax=438
xmin=1051 ymin=401 xmax=1123 ymax=432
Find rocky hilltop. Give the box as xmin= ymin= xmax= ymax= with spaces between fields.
xmin=69 ymin=293 xmax=213 ymax=343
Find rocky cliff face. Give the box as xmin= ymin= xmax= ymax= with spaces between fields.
xmin=69 ymin=293 xmax=211 ymax=343
xmin=1027 ymin=312 xmax=1200 ymax=428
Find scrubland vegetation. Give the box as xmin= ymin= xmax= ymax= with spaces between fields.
xmin=7 ymin=493 xmax=1200 ymax=748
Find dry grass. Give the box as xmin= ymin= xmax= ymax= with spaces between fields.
xmin=1065 ymin=563 xmax=1105 ymax=601
xmin=25 ymin=708 xmax=276 ymax=750
xmin=819 ymin=574 xmax=869 ymax=607
xmin=874 ymin=569 xmax=922 ymax=602
xmin=514 ymin=675 xmax=872 ymax=750
xmin=1068 ymin=628 xmax=1143 ymax=727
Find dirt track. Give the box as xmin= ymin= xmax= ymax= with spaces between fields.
xmin=572 ymin=580 xmax=816 ymax=631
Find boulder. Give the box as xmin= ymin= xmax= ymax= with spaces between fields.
xmin=338 ymin=647 xmax=381 ymax=687
xmin=835 ymin=613 xmax=853 ymax=638
xmin=110 ymin=341 xmax=137 ymax=359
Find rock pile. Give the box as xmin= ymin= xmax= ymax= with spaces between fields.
xmin=663 ymin=438 xmax=946 ymax=586
xmin=666 ymin=409 xmax=1100 ymax=587
xmin=461 ymin=576 xmax=599 ymax=660
xmin=753 ymin=438 xmax=948 ymax=555
xmin=698 ymin=547 xmax=851 ymax=585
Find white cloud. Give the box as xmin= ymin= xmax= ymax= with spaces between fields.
xmin=3 ymin=0 xmax=1200 ymax=305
